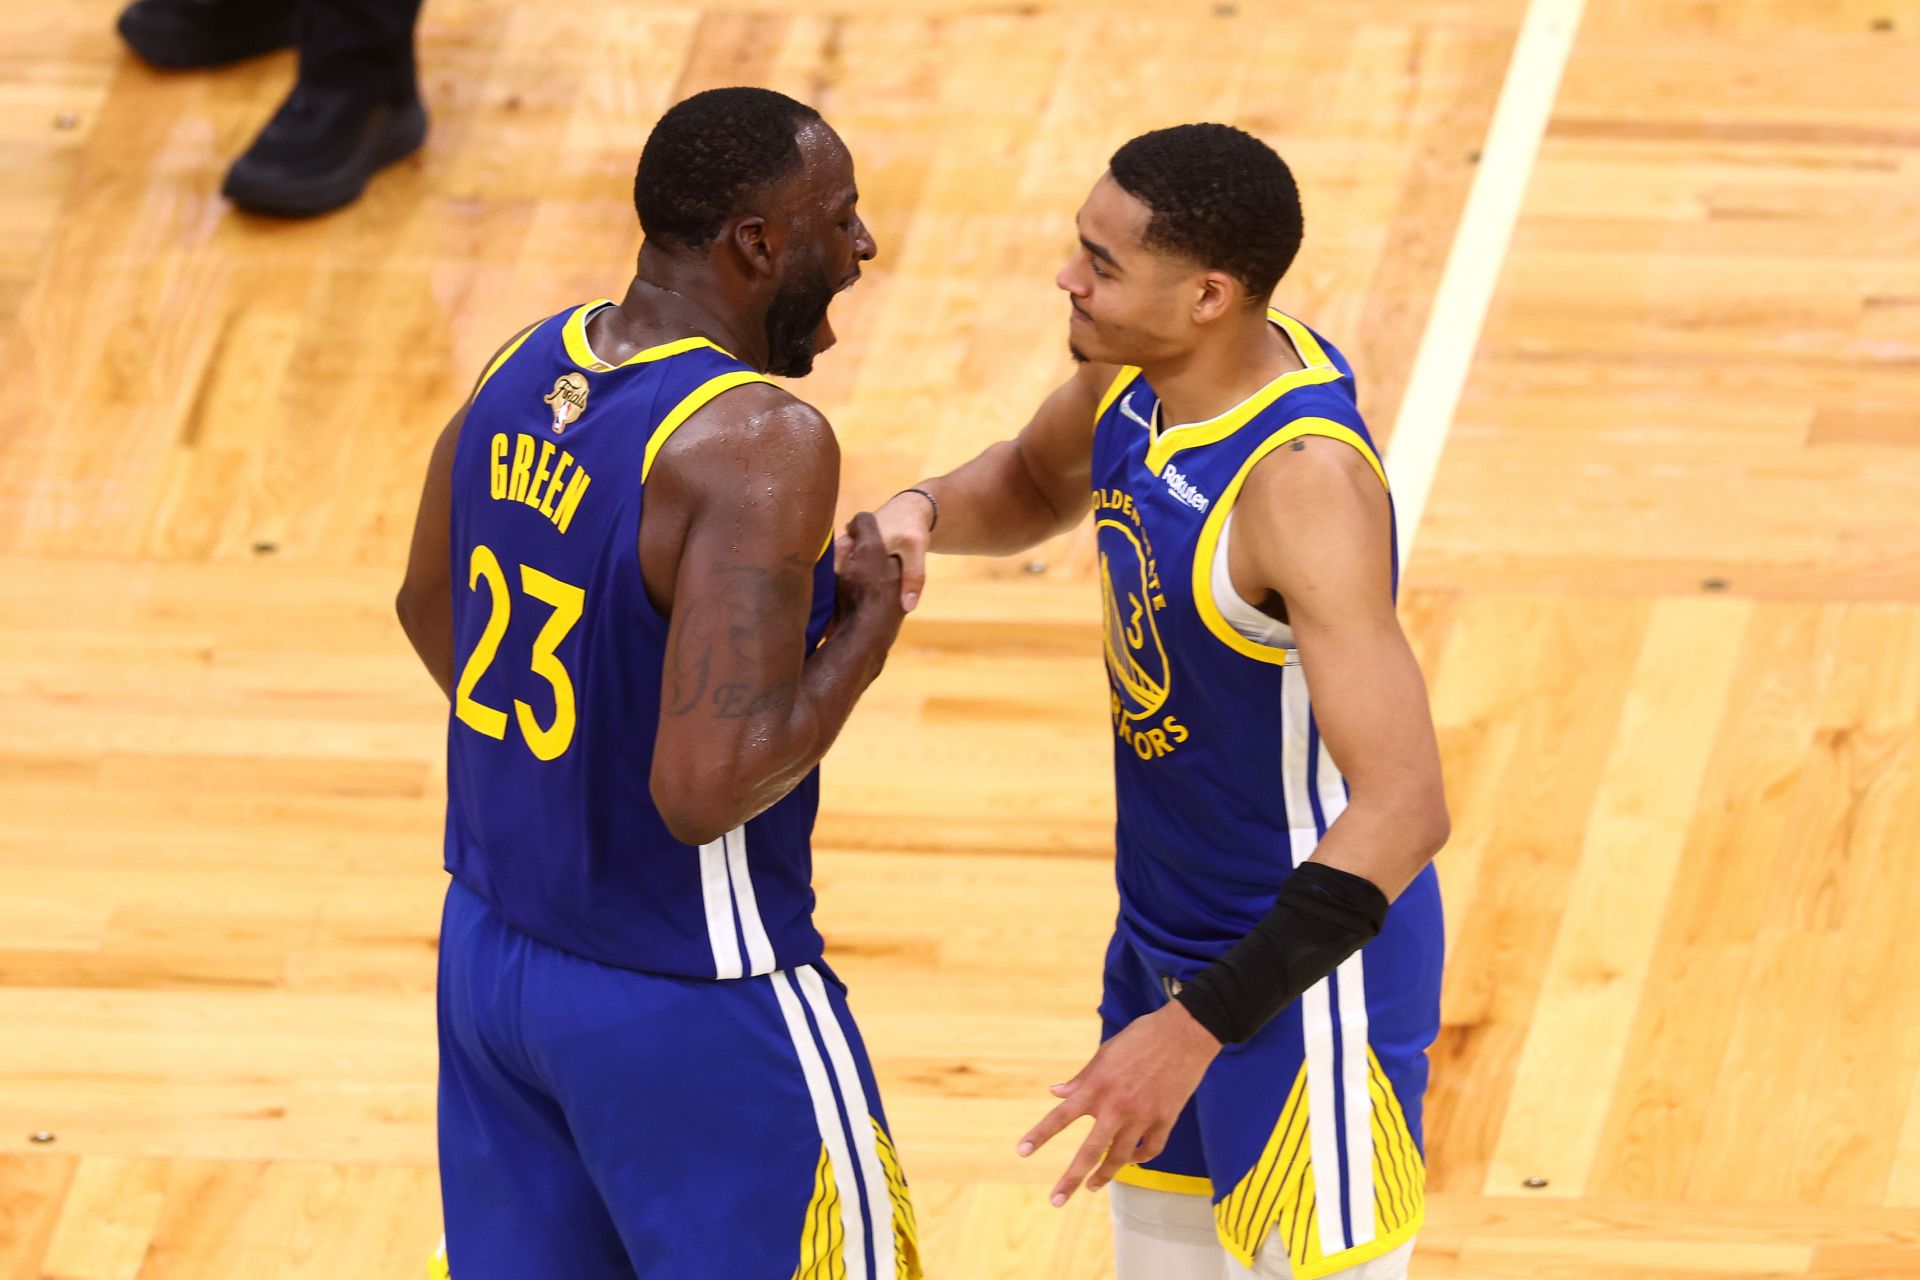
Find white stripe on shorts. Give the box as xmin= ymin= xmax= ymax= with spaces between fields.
xmin=771 ymin=967 xmax=868 ymax=1280
xmin=796 ymin=964 xmax=896 ymax=1280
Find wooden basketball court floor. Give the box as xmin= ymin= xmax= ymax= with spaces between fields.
xmin=3 ymin=0 xmax=1919 ymax=1275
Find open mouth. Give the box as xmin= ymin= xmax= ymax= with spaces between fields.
xmin=815 ymin=271 xmax=863 ymax=351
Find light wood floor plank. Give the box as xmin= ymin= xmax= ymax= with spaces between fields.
xmin=5 ymin=0 xmax=1918 ymax=1275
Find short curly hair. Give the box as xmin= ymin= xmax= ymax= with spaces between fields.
xmin=1108 ymin=124 xmax=1303 ymax=301
xmin=635 ymin=87 xmax=824 ymax=251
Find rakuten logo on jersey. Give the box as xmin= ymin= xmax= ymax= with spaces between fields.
xmin=1162 ymin=464 xmax=1211 ymax=512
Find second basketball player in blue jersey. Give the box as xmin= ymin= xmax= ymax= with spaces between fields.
xmin=869 ymin=126 xmax=1449 ymax=1279
xmin=399 ymin=89 xmax=921 ymax=1280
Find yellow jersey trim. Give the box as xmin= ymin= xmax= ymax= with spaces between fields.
xmin=640 ymin=370 xmax=780 ymax=482
xmin=1113 ymin=1165 xmax=1214 ymax=1196
xmin=472 ymin=323 xmax=540 ymax=400
xmin=1189 ymin=417 xmax=1389 ymax=668
xmin=1140 ymin=309 xmax=1342 ymax=475
xmin=1095 ymin=366 xmax=1143 ymax=425
xmin=561 ymin=300 xmax=736 ymax=372
xmin=1269 ymin=307 xmax=1332 ymax=368
xmin=1292 ymin=1217 xmax=1423 ymax=1280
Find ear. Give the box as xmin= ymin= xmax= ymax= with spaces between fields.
xmin=1191 ymin=270 xmax=1241 ymax=325
xmin=729 ymin=215 xmax=777 ymax=280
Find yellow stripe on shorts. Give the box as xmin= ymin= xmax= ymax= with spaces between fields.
xmin=1214 ymin=1052 xmax=1425 ymax=1279
xmin=872 ymin=1118 xmax=924 ymax=1280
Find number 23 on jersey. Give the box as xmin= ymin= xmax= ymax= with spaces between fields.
xmin=453 ymin=543 xmax=585 ymax=761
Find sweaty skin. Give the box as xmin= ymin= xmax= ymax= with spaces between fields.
xmin=398 ymin=119 xmax=898 ymax=847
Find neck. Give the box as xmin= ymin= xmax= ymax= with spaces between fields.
xmin=1142 ymin=307 xmax=1300 ymax=429
xmin=587 ymin=244 xmax=769 ymax=369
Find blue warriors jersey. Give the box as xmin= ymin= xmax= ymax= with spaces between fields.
xmin=1093 ymin=310 xmax=1444 ymax=1276
xmin=442 ymin=300 xmax=836 ymax=981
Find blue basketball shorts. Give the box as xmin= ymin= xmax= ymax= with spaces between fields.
xmin=1099 ymin=872 xmax=1441 ymax=1280
xmin=436 ymin=878 xmax=921 ymax=1279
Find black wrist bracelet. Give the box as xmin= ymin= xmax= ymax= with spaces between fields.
xmin=899 ymin=486 xmax=939 ymax=532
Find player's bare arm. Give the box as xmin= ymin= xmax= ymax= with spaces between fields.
xmin=645 ymin=383 xmax=904 ymax=847
xmin=1238 ymin=437 xmax=1450 ymax=895
xmin=860 ymin=358 xmax=1116 ymax=610
xmin=1019 ymin=435 xmax=1448 ymax=1207
xmin=397 ymin=325 xmax=540 ymax=698
xmin=395 ymin=402 xmax=464 ymax=698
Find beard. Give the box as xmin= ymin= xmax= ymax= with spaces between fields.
xmin=763 ymin=262 xmax=837 ymax=378
xmin=1068 ymin=302 xmax=1097 ymax=363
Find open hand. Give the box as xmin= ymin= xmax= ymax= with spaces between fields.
xmin=1016 ymin=1000 xmax=1221 ymax=1207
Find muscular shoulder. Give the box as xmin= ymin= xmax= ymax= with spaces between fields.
xmin=1237 ymin=432 xmax=1393 ymax=603
xmin=637 ymin=384 xmax=839 ymax=611
xmin=688 ymin=381 xmax=836 ymax=459
xmin=1243 ymin=432 xmax=1383 ymax=514
xmin=653 ymin=382 xmax=840 ymax=497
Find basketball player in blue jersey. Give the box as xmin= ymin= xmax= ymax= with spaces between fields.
xmin=396 ymin=87 xmax=922 ymax=1280
xmin=864 ymin=125 xmax=1448 ymax=1279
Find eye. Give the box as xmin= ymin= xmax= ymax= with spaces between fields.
xmin=1089 ymin=255 xmax=1110 ymax=280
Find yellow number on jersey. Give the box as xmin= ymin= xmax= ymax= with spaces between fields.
xmin=452 ymin=544 xmax=585 ymax=760
xmin=454 ymin=546 xmax=511 ymax=739
xmin=514 ymin=565 xmax=584 ymax=761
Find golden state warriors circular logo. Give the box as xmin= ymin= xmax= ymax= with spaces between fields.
xmin=1100 ymin=517 xmax=1170 ymax=721
xmin=1094 ymin=484 xmax=1190 ymax=761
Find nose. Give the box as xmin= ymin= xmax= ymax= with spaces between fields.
xmin=1056 ymin=259 xmax=1086 ymax=296
xmin=853 ymin=215 xmax=877 ymax=264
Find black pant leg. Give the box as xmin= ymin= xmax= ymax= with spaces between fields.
xmin=296 ymin=0 xmax=426 ymax=102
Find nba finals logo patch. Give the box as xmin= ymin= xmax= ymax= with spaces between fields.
xmin=544 ymin=372 xmax=590 ymax=434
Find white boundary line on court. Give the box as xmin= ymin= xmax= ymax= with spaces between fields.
xmin=1387 ymin=0 xmax=1587 ymax=568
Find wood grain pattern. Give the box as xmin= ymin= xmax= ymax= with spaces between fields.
xmin=1412 ymin=0 xmax=1920 ymax=601
xmin=3 ymin=0 xmax=1917 ymax=1275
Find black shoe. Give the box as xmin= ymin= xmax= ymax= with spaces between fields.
xmin=117 ymin=0 xmax=297 ymax=69
xmin=221 ymin=85 xmax=428 ymax=218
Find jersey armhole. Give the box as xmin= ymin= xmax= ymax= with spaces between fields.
xmin=1189 ymin=416 xmax=1389 ymax=667
xmin=639 ymin=371 xmax=781 ymax=482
